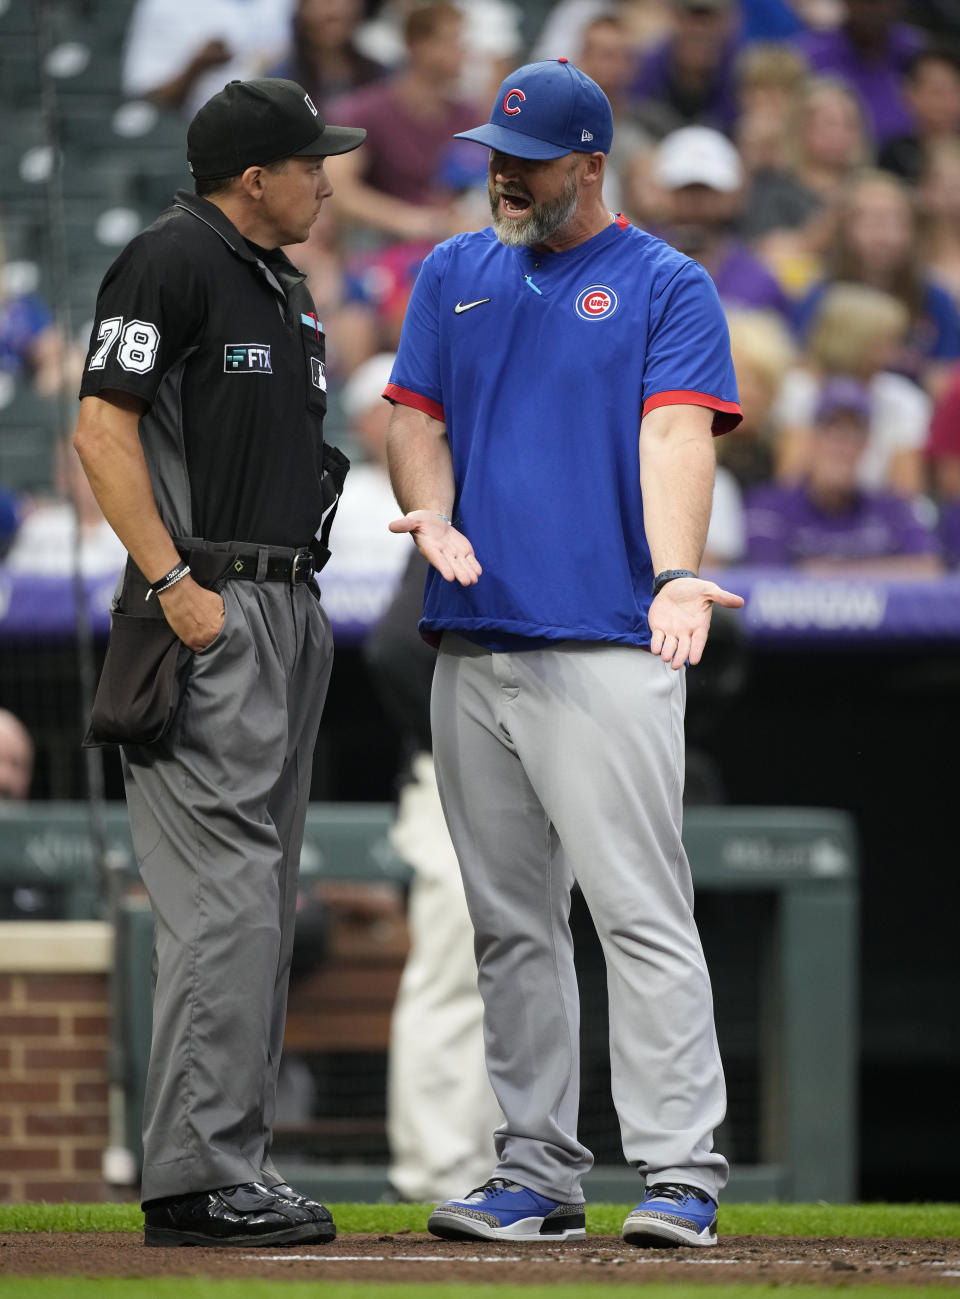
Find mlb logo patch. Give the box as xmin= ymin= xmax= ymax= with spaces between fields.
xmin=310 ymin=356 xmax=326 ymax=391
xmin=224 ymin=344 xmax=273 ymax=372
xmin=575 ymin=285 xmax=618 ymax=321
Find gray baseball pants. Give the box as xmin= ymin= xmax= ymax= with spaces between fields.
xmin=123 ymin=577 xmax=332 ymax=1202
xmin=430 ymin=634 xmax=728 ymax=1204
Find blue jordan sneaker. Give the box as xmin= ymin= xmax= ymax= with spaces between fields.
xmin=622 ymin=1182 xmax=718 ymax=1247
xmin=428 ymin=1177 xmax=586 ymax=1242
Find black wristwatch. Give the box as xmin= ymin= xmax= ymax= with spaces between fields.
xmin=652 ymin=568 xmax=698 ymax=596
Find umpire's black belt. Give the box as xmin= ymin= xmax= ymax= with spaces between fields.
xmin=226 ymin=549 xmax=315 ymax=585
xmin=171 ymin=537 xmax=322 ymax=588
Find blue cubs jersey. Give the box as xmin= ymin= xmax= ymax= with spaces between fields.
xmin=386 ymin=217 xmax=741 ymax=648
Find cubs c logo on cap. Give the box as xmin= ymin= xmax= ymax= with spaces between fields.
xmin=503 ymin=88 xmax=525 ymax=115
xmin=575 ymin=284 xmax=618 ymax=320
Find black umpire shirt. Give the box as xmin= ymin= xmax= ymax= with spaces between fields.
xmin=79 ymin=190 xmax=331 ymax=548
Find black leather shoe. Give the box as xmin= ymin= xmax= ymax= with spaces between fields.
xmin=143 ymin=1181 xmax=337 ymax=1247
xmin=269 ymin=1181 xmax=335 ymax=1226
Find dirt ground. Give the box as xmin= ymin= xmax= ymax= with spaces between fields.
xmin=2 ymin=1233 xmax=960 ymax=1286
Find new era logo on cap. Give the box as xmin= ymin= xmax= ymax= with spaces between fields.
xmin=454 ymin=59 xmax=613 ymax=161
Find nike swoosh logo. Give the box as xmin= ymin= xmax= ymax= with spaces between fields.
xmin=454 ymin=298 xmax=491 ymax=314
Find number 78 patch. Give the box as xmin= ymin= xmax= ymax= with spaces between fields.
xmin=88 ymin=316 xmax=160 ymax=374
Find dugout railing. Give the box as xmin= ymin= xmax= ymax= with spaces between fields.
xmin=0 ymin=801 xmax=858 ymax=1202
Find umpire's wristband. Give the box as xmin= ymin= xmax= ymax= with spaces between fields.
xmin=652 ymin=568 xmax=698 ymax=597
xmin=145 ymin=561 xmax=191 ymax=601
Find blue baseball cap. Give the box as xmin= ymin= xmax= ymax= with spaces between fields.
xmin=454 ymin=59 xmax=613 ymax=161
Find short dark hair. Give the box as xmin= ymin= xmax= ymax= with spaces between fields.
xmin=405 ymin=2 xmax=461 ymax=45
xmin=194 ymin=158 xmax=290 ymax=197
xmin=903 ymin=44 xmax=960 ymax=83
xmin=582 ymin=14 xmax=626 ymax=37
xmin=195 ymin=174 xmax=237 ymax=197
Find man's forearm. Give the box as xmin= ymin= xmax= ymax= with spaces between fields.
xmin=385 ymin=401 xmax=481 ymax=587
xmin=386 ymin=402 xmax=456 ymax=517
xmin=331 ymin=179 xmax=448 ymax=243
xmin=638 ymin=405 xmax=716 ymax=577
xmin=73 ymin=393 xmax=181 ymax=583
xmin=326 ymin=149 xmax=448 ymax=243
xmin=639 ymin=404 xmax=742 ymax=670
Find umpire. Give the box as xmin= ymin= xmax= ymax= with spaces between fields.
xmin=73 ymin=79 xmax=365 ymax=1248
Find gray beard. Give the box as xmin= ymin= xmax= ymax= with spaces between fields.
xmin=490 ymin=170 xmax=580 ymax=247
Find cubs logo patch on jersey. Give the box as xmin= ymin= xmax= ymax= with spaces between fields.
xmin=575 ymin=285 xmax=618 ymax=321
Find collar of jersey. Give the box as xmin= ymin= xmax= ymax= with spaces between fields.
xmin=508 ymin=213 xmax=630 ymax=269
xmin=172 ymin=188 xmax=304 ymax=282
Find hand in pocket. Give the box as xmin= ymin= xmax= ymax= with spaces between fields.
xmin=158 ymin=577 xmax=226 ymax=651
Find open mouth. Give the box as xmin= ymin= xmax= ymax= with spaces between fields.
xmin=499 ymin=192 xmax=531 ymax=217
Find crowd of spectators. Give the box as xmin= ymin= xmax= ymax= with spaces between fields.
xmin=4 ymin=0 xmax=960 ymax=579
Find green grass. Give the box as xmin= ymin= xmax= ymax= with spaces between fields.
xmin=0 ymin=1285 xmax=951 ymax=1299
xmin=1 ymin=1201 xmax=958 ymax=1237
xmin=2 ymin=1208 xmax=958 ymax=1299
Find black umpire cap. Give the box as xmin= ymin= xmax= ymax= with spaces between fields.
xmin=187 ymin=77 xmax=367 ymax=181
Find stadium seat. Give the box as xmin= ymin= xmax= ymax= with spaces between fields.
xmin=1 ymin=109 xmax=48 ymax=155
xmin=0 ymin=208 xmax=46 ymax=265
xmin=0 ymin=114 xmax=57 ymax=202
xmin=55 ymin=97 xmax=190 ymax=216
xmin=1 ymin=144 xmax=61 ymax=203
xmin=42 ymin=33 xmax=123 ymax=100
xmin=110 ymin=100 xmax=184 ymax=152
xmin=132 ymin=166 xmax=192 ymax=217
xmin=0 ymin=0 xmax=39 ymax=36
xmin=59 ymin=155 xmax=135 ymax=204
xmin=0 ymin=382 xmax=62 ymax=491
xmin=0 ymin=35 xmax=41 ymax=108
xmin=60 ymin=200 xmax=147 ymax=265
xmin=64 ymin=267 xmax=111 ymax=336
xmin=0 ymin=430 xmax=56 ymax=493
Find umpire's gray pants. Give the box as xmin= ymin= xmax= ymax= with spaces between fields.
xmin=431 ymin=634 xmax=728 ymax=1203
xmin=123 ymin=578 xmax=332 ymax=1202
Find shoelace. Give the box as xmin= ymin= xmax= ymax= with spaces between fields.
xmin=646 ymin=1182 xmax=711 ymax=1205
xmin=469 ymin=1177 xmax=517 ymax=1200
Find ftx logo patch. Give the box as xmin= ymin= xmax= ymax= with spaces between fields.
xmin=224 ymin=344 xmax=272 ymax=373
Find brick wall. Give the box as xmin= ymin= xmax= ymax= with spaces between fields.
xmin=0 ymin=923 xmax=112 ymax=1202
xmin=0 ymin=901 xmax=409 ymax=1202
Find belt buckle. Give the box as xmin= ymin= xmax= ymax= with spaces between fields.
xmin=290 ymin=550 xmax=314 ymax=585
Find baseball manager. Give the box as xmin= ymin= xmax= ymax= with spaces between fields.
xmin=385 ymin=59 xmax=744 ymax=1248
xmin=73 ymin=78 xmax=364 ymax=1247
